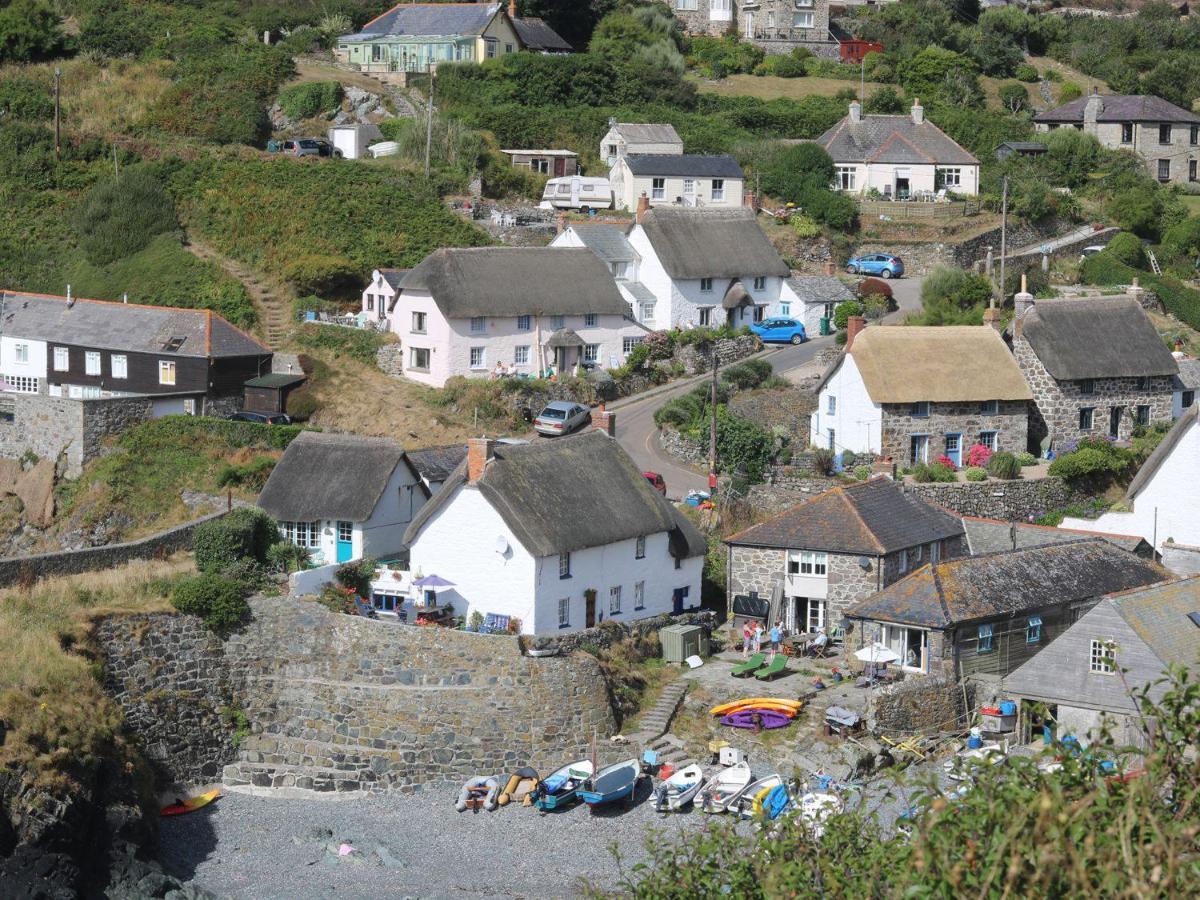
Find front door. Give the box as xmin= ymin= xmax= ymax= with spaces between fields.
xmin=896 ymin=176 xmax=910 ymax=200
xmin=336 ymin=521 xmax=354 ymax=563
xmin=945 ymin=433 xmax=962 ymax=468
xmin=554 ymin=156 xmax=566 ymax=177
xmin=1109 ymin=407 xmax=1122 ymax=439
xmin=673 ymin=587 xmax=688 ymax=614
xmin=585 ymin=592 xmax=596 ymax=628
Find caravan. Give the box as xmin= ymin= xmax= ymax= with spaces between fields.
xmin=538 ymin=176 xmax=613 ymax=212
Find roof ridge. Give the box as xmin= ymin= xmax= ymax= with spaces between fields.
xmin=838 ymin=486 xmax=886 ymax=555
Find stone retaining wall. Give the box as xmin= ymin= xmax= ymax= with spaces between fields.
xmin=659 ymin=426 xmax=708 ymax=466
xmin=375 ymin=343 xmax=404 ymax=377
xmin=674 ymin=334 xmax=763 ymax=375
xmin=902 ymin=476 xmax=1078 ymax=521
xmin=871 ymin=673 xmax=974 ymax=735
xmin=529 ymin=610 xmax=718 ymax=655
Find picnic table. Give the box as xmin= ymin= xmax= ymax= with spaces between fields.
xmin=784 ymin=632 xmax=817 ymax=656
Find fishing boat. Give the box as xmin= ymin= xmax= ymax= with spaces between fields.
xmin=455 ymin=775 xmax=501 ymax=812
xmin=697 ymin=761 xmax=753 ymax=814
xmin=733 ymin=773 xmax=784 ymax=818
xmin=578 ymin=758 xmax=640 ymax=811
xmin=653 ymin=763 xmax=706 ymax=813
xmin=160 ymin=788 xmax=220 ymax=817
xmin=532 ymin=759 xmax=594 ymax=811
xmin=497 ymin=766 xmax=540 ymax=807
xmin=720 ymin=709 xmax=792 ymax=730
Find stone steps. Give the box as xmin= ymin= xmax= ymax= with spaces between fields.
xmin=627 ymin=681 xmax=688 ymax=747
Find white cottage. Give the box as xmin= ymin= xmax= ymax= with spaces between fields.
xmin=599 ymin=121 xmax=683 ymax=166
xmin=549 ymin=222 xmax=662 ymax=328
xmin=609 ymin=154 xmax=745 ymax=212
xmin=404 ymin=428 xmax=706 ymax=635
xmin=257 ymin=431 xmax=427 ymax=566
xmin=360 ymin=269 xmax=409 ymax=326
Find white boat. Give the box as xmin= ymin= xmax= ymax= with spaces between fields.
xmin=533 ymin=759 xmax=594 ymax=810
xmin=653 ymin=763 xmax=706 ymax=812
xmin=734 ymin=773 xmax=784 ymax=819
xmin=697 ymin=761 xmax=753 ymax=814
xmin=366 ymin=140 xmax=399 ymax=159
xmin=455 ymin=775 xmax=500 ymax=812
xmin=944 ymin=742 xmax=1007 ymax=782
xmin=797 ymin=791 xmax=843 ymax=838
xmin=538 ymin=175 xmax=613 ymax=211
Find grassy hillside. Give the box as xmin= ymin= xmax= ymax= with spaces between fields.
xmin=694 ymin=73 xmax=886 ymax=101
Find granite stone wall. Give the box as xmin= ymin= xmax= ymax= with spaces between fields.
xmin=376 ymin=343 xmax=404 ymax=377
xmin=902 ymin=476 xmax=1077 ymax=521
xmin=675 ymin=334 xmax=763 ymax=376
xmin=529 ymin=610 xmax=717 ymax=655
xmin=871 ymin=673 xmax=973 ymax=733
xmin=880 ymin=400 xmax=1030 ymax=463
xmin=659 ymin=426 xmax=709 ymax=466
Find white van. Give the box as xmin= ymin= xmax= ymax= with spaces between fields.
xmin=538 ymin=176 xmax=613 ymax=211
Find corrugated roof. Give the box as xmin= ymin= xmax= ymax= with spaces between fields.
xmin=786 ymin=276 xmax=856 ymax=307
xmin=565 ymin=224 xmax=636 ymax=264
xmin=1035 ymin=94 xmax=1200 ymax=124
xmin=402 ymin=248 xmax=628 ymax=318
xmin=244 ymin=373 xmax=306 ymax=389
xmin=624 ymin=154 xmax=744 ymax=178
xmin=612 ymin=123 xmax=683 ymax=146
xmin=1127 ymin=403 xmax=1196 ymax=499
xmin=341 ymin=3 xmax=499 ymax=40
xmin=406 ymin=443 xmax=467 ymax=484
xmin=0 ymin=291 xmax=269 ymax=358
xmin=845 ymin=540 xmax=1169 ymax=629
xmin=817 ymin=113 xmax=979 ymax=166
xmin=512 ymin=16 xmax=572 ymax=51
xmin=639 ymin=208 xmax=789 ymax=280
xmin=726 ymin=477 xmax=964 ymax=556
xmin=962 ymin=516 xmax=1151 ymax=556
xmin=1113 ymin=576 xmax=1200 ymax=668
xmin=1019 ymin=297 xmax=1179 ymax=380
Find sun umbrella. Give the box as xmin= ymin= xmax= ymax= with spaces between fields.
xmin=413 ymin=574 xmax=455 ymax=589
xmin=854 ymin=643 xmax=900 ymax=664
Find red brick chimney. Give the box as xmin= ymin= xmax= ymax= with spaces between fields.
xmin=508 ymin=0 xmax=517 ymax=19
xmin=467 ymin=437 xmax=494 ymax=482
xmin=593 ymin=404 xmax=617 ymax=436
xmin=845 ymin=315 xmax=866 ymax=350
xmin=635 ymin=192 xmax=650 ymax=224
xmin=822 ymin=260 xmax=836 ymax=276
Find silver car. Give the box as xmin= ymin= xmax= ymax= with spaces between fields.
xmin=533 ymin=401 xmax=591 ymax=437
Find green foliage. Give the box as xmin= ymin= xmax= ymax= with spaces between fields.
xmin=1017 ymin=451 xmax=1037 ymax=467
xmin=1132 ymin=420 xmax=1172 ymax=462
xmin=278 ymin=81 xmax=343 ymax=120
xmin=1080 ymin=253 xmax=1200 ymax=332
xmin=911 ymin=461 xmax=956 ymax=483
xmin=171 ymin=573 xmax=249 ymax=635
xmin=193 ymin=507 xmax=278 ymax=574
xmin=912 ymin=267 xmax=993 ymax=325
xmin=833 ymin=300 xmax=863 ymax=330
xmin=864 ymin=86 xmax=905 ymax=114
xmin=964 ymin=466 xmax=988 ymax=482
xmin=852 ymin=464 xmax=872 ymax=480
xmin=790 ymin=214 xmax=819 ymax=238
xmin=1048 ymin=437 xmax=1135 ymax=487
xmin=1059 ymin=82 xmax=1083 ymax=103
xmin=715 ymin=407 xmax=773 ymax=482
xmin=0 ymin=74 xmax=52 ymax=120
xmin=266 ymin=540 xmax=308 ymax=574
xmin=687 ymin=35 xmax=763 ymax=79
xmin=215 ymin=457 xmax=276 ymax=491
xmin=1107 ymin=187 xmax=1168 ymax=239
xmin=0 ymin=0 xmax=62 ymax=63
xmin=1041 ymin=127 xmax=1102 ymax=189
xmin=293 ymin=324 xmax=389 ymax=365
xmin=721 ymin=359 xmax=774 ymax=391
xmin=1162 ymin=217 xmax=1200 ymax=261
xmin=898 ymin=47 xmax=982 ymax=107
xmin=335 ymin=558 xmax=376 ymax=598
xmin=986 ymin=451 xmax=1020 ymax=480
xmin=1015 ymin=63 xmax=1039 ymax=82
xmin=74 ymin=167 xmax=178 ymax=266
xmin=1104 ymin=232 xmax=1147 ymax=269
xmin=997 ymin=82 xmax=1028 ymax=113
xmin=753 ymin=49 xmax=810 ymax=78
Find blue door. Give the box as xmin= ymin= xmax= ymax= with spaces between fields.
xmin=944 ymin=433 xmax=962 ymax=468
xmin=336 ymin=521 xmax=354 ymax=563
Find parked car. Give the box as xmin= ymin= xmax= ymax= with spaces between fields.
xmin=229 ymin=411 xmax=292 ymax=425
xmin=280 ymin=138 xmax=342 ymax=158
xmin=533 ymin=401 xmax=591 ymax=437
xmin=643 ymin=471 xmax=666 ymax=495
xmin=750 ymin=317 xmax=807 ymax=345
xmin=846 ymin=253 xmax=904 ymax=278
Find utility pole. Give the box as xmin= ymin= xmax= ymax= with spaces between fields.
xmin=53 ymin=68 xmax=61 ymax=163
xmin=998 ymin=176 xmax=1008 ymax=307
xmin=424 ymin=62 xmax=435 ymax=178
xmin=708 ymin=352 xmax=719 ymax=493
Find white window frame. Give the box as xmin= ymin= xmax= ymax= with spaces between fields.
xmin=584 ymin=313 xmax=598 ymax=327
xmin=699 ymin=307 xmax=712 ymax=326
xmin=514 ymin=345 xmax=530 ymax=366
xmin=158 ymin=360 xmax=176 ymax=386
xmin=790 ymin=550 xmax=827 ymax=576
xmin=651 ymin=178 xmax=665 ymax=200
xmin=1158 ymin=159 xmax=1171 ymax=181
xmin=1079 ymin=407 xmax=1095 ymax=431
xmin=835 ymin=166 xmax=857 ymax=191
xmin=281 ymin=521 xmax=320 ymax=549
xmin=898 ymin=549 xmax=909 ymax=574
xmin=409 ymin=347 xmax=430 ymax=371
xmin=639 ymin=300 xmax=655 ymax=323
xmin=111 ymin=354 xmax=127 ymax=379
xmin=609 ymin=585 xmax=622 ymax=615
xmin=3 ymin=376 xmax=39 ymax=394
xmin=337 ymin=520 xmax=353 ymax=543
xmin=584 ymin=343 xmax=600 ymax=364
xmin=980 ymin=430 xmax=997 ymax=452
xmin=558 ymin=597 xmax=570 ymax=628
xmin=700 ymin=278 xmax=713 ymax=292
xmin=979 ymin=399 xmax=998 ymax=415
xmin=711 ymin=179 xmax=725 ymax=201
xmin=469 ymin=347 xmax=486 ymax=369
xmin=517 ymin=315 xmax=531 ymax=331
xmin=470 ymin=316 xmax=486 ymax=333
xmin=780 ymin=302 xmax=791 ymax=316
xmin=53 ymin=347 xmax=69 ymax=371
xmin=15 ymin=343 xmax=29 ymax=364
xmin=550 ymin=315 xmax=565 ymax=330
xmin=623 ymin=336 xmax=643 ymax=354
xmin=676 ymin=0 xmax=698 ymax=8
xmin=559 ymin=552 xmax=571 ymax=578
xmin=977 ymin=623 xmax=995 ymax=653
xmin=936 ymin=167 xmax=962 ymax=188
xmin=793 ymin=10 xmax=814 ymax=28
xmin=827 ymin=395 xmax=836 ymax=415
xmin=1089 ymin=638 xmax=1115 ymax=673
xmin=85 ymin=351 xmax=101 ymax=376
xmin=1026 ymin=615 xmax=1042 ymax=644
xmin=634 ymin=580 xmax=645 ymax=610
xmin=753 ymin=276 xmax=766 ymax=291
xmin=412 ymin=311 xmax=427 ymax=334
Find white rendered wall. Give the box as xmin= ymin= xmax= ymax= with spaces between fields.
xmin=0 ymin=336 xmax=47 ymax=385
xmin=809 ymin=354 xmax=883 ymax=454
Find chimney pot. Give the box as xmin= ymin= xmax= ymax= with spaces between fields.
xmin=635 ymin=192 xmax=650 ymax=224
xmin=467 ymin=437 xmax=495 ymax=483
xmin=593 ymin=408 xmax=617 ymax=436
xmin=848 ymin=100 xmax=862 ymax=124
xmin=845 ymin=315 xmax=866 ymax=350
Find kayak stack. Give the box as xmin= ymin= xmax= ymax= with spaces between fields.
xmin=710 ymin=697 xmax=804 ymax=730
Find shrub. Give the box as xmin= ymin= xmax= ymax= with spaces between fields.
xmin=839 ymin=449 xmax=857 ymax=469
xmin=193 ymin=507 xmax=278 ymax=573
xmin=171 ymin=573 xmax=249 ymax=634
xmin=998 ymin=82 xmax=1028 ymax=113
xmin=215 ymin=456 xmax=276 ymax=491
xmin=293 ymin=324 xmax=388 ymax=365
xmin=266 ymin=541 xmax=308 ymax=574
xmin=722 ymin=358 xmax=773 ymax=390
xmin=987 ymin=451 xmax=1021 ymax=480
xmin=810 ymin=447 xmax=835 ymax=476
xmin=936 ymin=454 xmax=957 ymax=471
xmin=965 ymin=443 xmax=993 ymax=468
xmin=833 ymin=300 xmax=863 ymax=329
xmin=643 ymin=330 xmax=675 ymax=360
xmin=335 ymin=558 xmax=375 ymax=598
xmin=286 ymin=388 xmax=319 ymax=422
xmin=278 ymin=81 xmax=343 ymax=120
xmin=1017 ymin=451 xmax=1037 ymax=467
xmin=1104 ymin=232 xmax=1146 ymax=269
xmin=754 ymin=52 xmax=807 ymax=78
xmin=687 ymin=35 xmax=764 ymax=79
xmin=0 ymin=0 xmax=63 ymax=63
xmin=1015 ymin=63 xmax=1039 ymax=82
xmin=0 ymin=74 xmax=52 ymax=120
xmin=852 ymin=464 xmax=872 ymax=480
xmin=791 ymin=214 xmax=819 ymax=238
xmin=964 ymin=466 xmax=988 ymax=481
xmin=912 ymin=462 xmax=956 ymax=483
xmin=1058 ymin=81 xmax=1082 ymax=103
xmin=1047 ymin=439 xmax=1134 ymax=486
xmin=75 ymin=168 xmax=177 ymax=266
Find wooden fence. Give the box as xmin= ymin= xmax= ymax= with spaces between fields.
xmin=857 ymin=200 xmax=982 ymax=220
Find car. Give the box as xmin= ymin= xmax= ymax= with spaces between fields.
xmin=750 ymin=317 xmax=807 ymax=345
xmin=643 ymin=471 xmax=666 ymax=495
xmin=229 ymin=411 xmax=292 ymax=425
xmin=1079 ymin=245 xmax=1107 ymax=262
xmin=282 ymin=138 xmax=342 ymax=158
xmin=846 ymin=253 xmax=904 ymax=279
xmin=533 ymin=401 xmax=591 ymax=437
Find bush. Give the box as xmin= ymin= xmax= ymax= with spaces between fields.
xmin=335 ymin=558 xmax=376 ymax=598
xmin=75 ymin=168 xmax=178 ymax=266
xmin=193 ymin=507 xmax=278 ymax=573
xmin=171 ymin=573 xmax=249 ymax=634
xmin=0 ymin=0 xmax=62 ymax=63
xmin=1047 ymin=438 xmax=1134 ymax=486
xmin=1015 ymin=63 xmax=1039 ymax=82
xmin=1017 ymin=451 xmax=1037 ymax=467
xmin=1058 ymin=82 xmax=1082 ymax=103
xmin=285 ymin=388 xmax=319 ymax=422
xmin=964 ymin=466 xmax=988 ymax=481
xmin=754 ymin=52 xmax=807 ymax=78
xmin=998 ymin=82 xmax=1029 ymax=113
xmin=687 ymin=35 xmax=764 ymax=79
xmin=912 ymin=462 xmax=956 ymax=483
xmin=0 ymin=75 xmax=52 ymax=120
xmin=1104 ymin=232 xmax=1146 ymax=269
xmin=278 ymin=81 xmax=343 ymax=120
xmin=810 ymin=447 xmax=834 ymax=476
xmin=215 ymin=456 xmax=276 ymax=491
xmin=852 ymin=464 xmax=872 ymax=480
xmin=721 ymin=358 xmax=773 ymax=390
xmin=965 ymin=443 xmax=993 ymax=468
xmin=987 ymin=451 xmax=1020 ymax=479
xmin=293 ymin=324 xmax=389 ymax=365
xmin=840 ymin=450 xmax=857 ymax=469
xmin=833 ymin=300 xmax=864 ymax=329
xmin=267 ymin=540 xmax=308 ymax=574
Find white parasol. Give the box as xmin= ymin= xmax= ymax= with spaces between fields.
xmin=853 ymin=643 xmax=901 ymax=664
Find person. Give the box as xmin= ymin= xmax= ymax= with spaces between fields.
xmin=741 ymin=620 xmax=754 ymax=659
xmin=905 ymin=646 xmax=917 ymax=668
xmin=769 ymin=620 xmax=782 ymax=659
xmin=752 ymin=621 xmax=763 ymax=655
xmin=809 ymin=627 xmax=829 ymax=657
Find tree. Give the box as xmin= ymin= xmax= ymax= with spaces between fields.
xmin=998 ymin=82 xmax=1028 ymax=113
xmin=915 ymin=266 xmax=993 ymax=325
xmin=517 ymin=0 xmax=617 ymax=51
xmin=756 ymin=142 xmax=834 ymax=202
xmin=1163 ymin=217 xmax=1200 ymax=261
xmin=1043 ymin=127 xmax=1101 ymax=187
xmin=898 ymin=47 xmax=982 ymax=108
xmin=0 ymin=0 xmax=62 ymax=62
xmin=864 ymin=86 xmax=905 ymax=114
xmin=74 ymin=167 xmax=178 ymax=266
xmin=1103 ymin=232 xmax=1146 ymax=269
xmin=1107 ymin=186 xmax=1167 ymax=239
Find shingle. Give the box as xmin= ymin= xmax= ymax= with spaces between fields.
xmin=624 ymin=154 xmax=743 ymax=178
xmin=639 ymin=208 xmax=789 ymax=280
xmin=817 ymin=114 xmax=979 ymax=166
xmin=343 ymin=3 xmax=498 ymax=40
xmin=244 ymin=373 xmax=306 ymax=389
xmin=377 ymin=268 xmax=410 ymax=291
xmin=1035 ymin=94 xmax=1200 ymax=124
xmin=1173 ymin=357 xmax=1200 ymax=390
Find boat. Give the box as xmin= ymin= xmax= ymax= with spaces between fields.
xmin=720 ymin=709 xmax=793 ymax=730
xmin=944 ymin=742 xmax=1007 ymax=782
xmin=653 ymin=763 xmax=706 ymax=812
xmin=497 ymin=766 xmax=540 ymax=806
xmin=538 ymin=175 xmax=613 ymax=211
xmin=797 ymin=791 xmax=844 ymax=838
xmin=532 ymin=759 xmax=594 ymax=811
xmin=761 ymin=783 xmax=792 ymax=821
xmin=733 ymin=774 xmax=784 ymax=818
xmin=160 ymin=788 xmax=220 ymax=817
xmin=709 ymin=698 xmax=803 ymax=717
xmin=455 ymin=775 xmax=501 ymax=812
xmin=578 ymin=758 xmax=640 ymax=811
xmin=697 ymin=761 xmax=753 ymax=814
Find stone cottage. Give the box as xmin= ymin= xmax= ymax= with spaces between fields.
xmin=671 ymin=0 xmax=837 ymax=57
xmin=724 ymin=477 xmax=966 ymax=636
xmin=1009 ymin=290 xmax=1178 ymax=450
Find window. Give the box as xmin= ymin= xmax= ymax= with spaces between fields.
xmin=910 ymin=434 xmax=929 ymax=464
xmin=711 ymin=178 xmax=724 ymax=201
xmin=606 ymin=143 xmax=618 ymax=160
xmin=799 ymin=551 xmax=827 ymax=576
xmin=485 ymin=38 xmax=497 ymax=58
xmin=13 ymin=343 xmax=29 ymax=364
xmin=780 ymin=302 xmax=790 ymax=316
xmin=683 ymin=178 xmax=695 ymax=196
xmin=609 ymin=585 xmax=622 ymax=615
xmin=632 ymin=535 xmax=646 ymax=560
xmin=1192 ymin=125 xmax=1199 ymax=146
xmin=698 ymin=308 xmax=712 ymax=327
xmin=85 ymin=351 xmax=101 ymax=376
xmin=675 ymin=0 xmax=697 ymax=8
xmin=1090 ymin=639 xmax=1116 ymax=673
xmin=898 ymin=549 xmax=909 ymax=574
xmin=979 ymin=430 xmax=997 ymax=452
xmin=504 ymin=43 xmax=514 ymax=54
xmin=1121 ymin=122 xmax=1134 ymax=144
xmin=1079 ymin=378 xmax=1095 ymax=395
xmin=550 ymin=315 xmax=565 ymax=330
xmin=700 ymin=278 xmax=713 ymax=292
xmin=827 ymin=428 xmax=835 ymax=450
xmin=1079 ymin=407 xmax=1095 ymax=431
xmin=0 ymin=399 xmax=12 ymax=423
xmin=1135 ymin=404 xmax=1150 ymax=426
xmin=469 ymin=347 xmax=485 ymax=369
xmin=183 ymin=398 xmax=195 ymax=416
xmin=651 ymin=177 xmax=665 ymax=200
xmin=337 ymin=521 xmax=353 ymax=543
xmin=793 ymin=10 xmax=814 ymax=27
xmin=1026 ymin=615 xmax=1042 ymax=644
xmin=634 ymin=581 xmax=645 ymax=610
xmin=158 ymin=361 xmax=176 ymax=385
xmin=910 ymin=401 xmax=930 ymax=418
xmin=412 ymin=311 xmax=427 ymax=333
xmin=584 ymin=343 xmax=599 ymax=364
xmin=409 ymin=347 xmax=430 ymax=371
xmin=366 ymin=294 xmax=374 ymax=312
xmin=912 ymin=545 xmax=923 ymax=564
xmin=977 ymin=624 xmax=994 ymax=653
xmin=559 ymin=552 xmax=571 ymax=578
xmin=1159 ymin=159 xmax=1171 ymax=182
xmin=470 ymin=316 xmax=486 ymax=333
xmin=835 ymin=166 xmax=857 ymax=191
xmin=623 ymin=336 xmax=644 ymax=354
xmin=936 ymin=167 xmax=962 ymax=188
xmin=753 ymin=276 xmax=766 ymax=291
xmin=1183 ymin=389 xmax=1195 ymax=409
xmin=766 ymin=11 xmax=774 ymax=27
xmin=640 ymin=299 xmax=656 ymax=322
xmin=514 ymin=345 xmax=530 ymax=366
xmin=584 ymin=313 xmax=598 ymax=328
xmin=557 ymin=597 xmax=570 ymax=628
xmin=753 ymin=305 xmax=765 ymax=323
xmin=53 ymin=347 xmax=68 ymax=371
xmin=930 ymin=541 xmax=940 ymax=564
xmin=1159 ymin=123 xmax=1172 ymax=144
xmin=1192 ymin=160 xmax=1198 ymax=183
xmin=1135 ymin=376 xmax=1150 ymax=391
xmin=979 ymin=399 xmax=998 ymax=415
xmin=517 ymin=315 xmax=531 ymax=331
xmin=827 ymin=395 xmax=836 ymax=415
xmin=3 ymin=376 xmax=38 ymax=394
xmin=280 ymin=521 xmax=320 ymax=548
xmin=612 ymin=262 xmax=629 ymax=280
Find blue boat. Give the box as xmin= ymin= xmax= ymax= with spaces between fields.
xmin=532 ymin=759 xmax=594 ymax=811
xmin=578 ymin=758 xmax=640 ymax=811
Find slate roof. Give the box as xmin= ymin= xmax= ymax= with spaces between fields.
xmin=624 ymin=154 xmax=743 ymax=178
xmin=725 ymin=478 xmax=964 ymax=556
xmin=401 ymin=248 xmax=628 ymax=318
xmin=961 ymin=516 xmax=1151 ymax=556
xmin=1127 ymin=403 xmax=1196 ymax=499
xmin=512 ymin=16 xmax=572 ymax=52
xmin=566 ymin=224 xmax=636 ymax=264
xmin=257 ymin=431 xmax=410 ymax=523
xmin=1112 ymin=576 xmax=1200 ymax=669
xmin=818 ymin=326 xmax=1032 ymax=403
xmin=1018 ymin=297 xmax=1178 ymax=380
xmin=404 ymin=430 xmax=706 ymax=558
xmin=639 ymin=208 xmax=790 ymax=280
xmin=611 ymin=123 xmax=683 ymax=146
xmin=0 ymin=291 xmax=269 ymax=358
xmin=1035 ymin=94 xmax=1200 ymax=124
xmin=341 ymin=3 xmax=499 ymax=40
xmin=845 ymin=540 xmax=1170 ymax=630
xmin=377 ymin=268 xmax=410 ymax=291
xmin=244 ymin=373 xmax=306 ymax=389
xmin=1173 ymin=357 xmax=1200 ymax=390
xmin=816 ymin=113 xmax=979 ymax=166
xmin=620 ymin=281 xmax=657 ymax=302
xmin=786 ymin=276 xmax=856 ymax=307
xmin=406 ymin=443 xmax=467 ymax=484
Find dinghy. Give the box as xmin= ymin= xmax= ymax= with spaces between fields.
xmin=720 ymin=709 xmax=793 ymax=730
xmin=578 ymin=758 xmax=640 ymax=811
xmin=733 ymin=773 xmax=784 ymax=818
xmin=532 ymin=759 xmax=594 ymax=811
xmin=497 ymin=766 xmax=540 ymax=806
xmin=697 ymin=761 xmax=753 ymax=814
xmin=653 ymin=763 xmax=705 ymax=812
xmin=455 ymin=775 xmax=500 ymax=812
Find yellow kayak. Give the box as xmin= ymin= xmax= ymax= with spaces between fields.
xmin=710 ymin=698 xmax=804 ymax=717
xmin=160 ymin=788 xmax=220 ymax=817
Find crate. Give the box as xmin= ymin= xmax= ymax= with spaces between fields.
xmin=660 ymin=624 xmax=707 ymax=664
xmin=980 ymin=713 xmax=1017 ymax=733
xmin=720 ymin=746 xmax=745 ymax=766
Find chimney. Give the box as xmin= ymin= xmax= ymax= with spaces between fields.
xmin=593 ymin=403 xmax=617 ymax=436
xmin=508 ymin=0 xmax=517 ymax=18
xmin=982 ymin=306 xmax=1003 ymax=332
xmin=743 ymin=189 xmax=759 ymax=211
xmin=635 ymin=192 xmax=650 ymax=224
xmin=848 ymin=100 xmax=862 ymax=125
xmin=1083 ymin=90 xmax=1103 ymax=135
xmin=1126 ymin=277 xmax=1147 ymax=308
xmin=911 ymin=98 xmax=924 ymax=126
xmin=845 ymin=315 xmax=866 ymax=350
xmin=66 ymin=284 xmax=73 ymax=308
xmin=556 ymin=212 xmax=566 ymax=235
xmin=467 ymin=437 xmax=494 ymax=483
xmin=1013 ymin=273 xmax=1035 ymax=337
xmin=822 ymin=260 xmax=836 ymax=276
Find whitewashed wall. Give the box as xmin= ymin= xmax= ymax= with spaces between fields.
xmin=0 ymin=336 xmax=47 ymax=387
xmin=809 ymin=354 xmax=882 ymax=454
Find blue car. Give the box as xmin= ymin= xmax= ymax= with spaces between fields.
xmin=751 ymin=317 xmax=807 ymax=345
xmin=846 ymin=253 xmax=904 ymax=278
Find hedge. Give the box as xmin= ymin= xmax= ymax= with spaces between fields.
xmin=1081 ymin=252 xmax=1200 ymax=331
xmin=171 ymin=573 xmax=249 ymax=634
xmin=193 ymin=507 xmax=278 ymax=573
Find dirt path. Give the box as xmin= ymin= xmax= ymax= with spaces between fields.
xmin=184 ymin=239 xmax=293 ymax=347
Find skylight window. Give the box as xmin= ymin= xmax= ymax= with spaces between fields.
xmin=162 ymin=336 xmax=186 ymax=352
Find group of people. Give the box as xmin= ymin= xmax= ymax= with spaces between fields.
xmin=740 ymin=619 xmax=829 ymax=660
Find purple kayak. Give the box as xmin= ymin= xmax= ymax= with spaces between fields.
xmin=720 ymin=709 xmax=792 ymax=730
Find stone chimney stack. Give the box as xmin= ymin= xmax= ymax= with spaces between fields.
xmin=1013 ymin=273 xmax=1035 ymax=337
xmin=845 ymin=315 xmax=866 ymax=350
xmin=911 ymin=98 xmax=924 ymax=126
xmin=467 ymin=437 xmax=494 ymax=483
xmin=593 ymin=404 xmax=617 ymax=436
xmin=848 ymin=100 xmax=862 ymax=125
xmin=1126 ymin=277 xmax=1148 ymax=308
xmin=508 ymin=0 xmax=517 ymax=19
xmin=635 ymin=192 xmax=650 ymax=224
xmin=1083 ymin=90 xmax=1104 ymax=136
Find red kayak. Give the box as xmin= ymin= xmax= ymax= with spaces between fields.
xmin=160 ymin=789 xmax=220 ymax=817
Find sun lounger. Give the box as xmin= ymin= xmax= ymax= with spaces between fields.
xmin=754 ymin=655 xmax=788 ymax=681
xmin=731 ymin=652 xmax=766 ymax=677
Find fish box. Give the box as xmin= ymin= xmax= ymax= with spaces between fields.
xmin=980 ymin=713 xmax=1017 ymax=733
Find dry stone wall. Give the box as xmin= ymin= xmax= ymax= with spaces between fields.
xmin=871 ymin=673 xmax=974 ymax=734
xmin=902 ymin=476 xmax=1078 ymax=521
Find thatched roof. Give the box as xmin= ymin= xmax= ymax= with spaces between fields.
xmin=639 ymin=208 xmax=789 ymax=280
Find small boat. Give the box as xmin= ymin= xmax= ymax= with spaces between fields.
xmin=698 ymin=761 xmax=753 ymax=814
xmin=761 ymin=783 xmax=792 ymax=821
xmin=160 ymin=788 xmax=220 ymax=817
xmin=532 ymin=759 xmax=594 ymax=811
xmin=798 ymin=791 xmax=843 ymax=838
xmin=720 ymin=709 xmax=793 ymax=730
xmin=653 ymin=763 xmax=706 ymax=812
xmin=710 ymin=698 xmax=803 ymax=717
xmin=455 ymin=775 xmax=501 ymax=812
xmin=578 ymin=758 xmax=640 ymax=811
xmin=733 ymin=773 xmax=784 ymax=818
xmin=497 ymin=766 xmax=540 ymax=807
xmin=944 ymin=743 xmax=1007 ymax=782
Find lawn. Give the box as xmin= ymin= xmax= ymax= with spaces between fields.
xmin=694 ymin=73 xmax=885 ymax=101
xmin=1179 ymin=194 xmax=1200 ymax=216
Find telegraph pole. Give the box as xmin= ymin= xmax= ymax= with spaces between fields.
xmin=53 ymin=68 xmax=61 ymax=163
xmin=708 ymin=352 xmax=719 ymax=493
xmin=424 ymin=62 xmax=435 ymax=178
xmin=998 ymin=176 xmax=1008 ymax=307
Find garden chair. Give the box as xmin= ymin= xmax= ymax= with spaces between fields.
xmin=731 ymin=652 xmax=766 ymax=678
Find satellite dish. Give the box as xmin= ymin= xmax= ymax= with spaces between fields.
xmin=858 ymin=556 xmax=872 ymax=570
xmin=494 ymin=535 xmax=509 ymax=555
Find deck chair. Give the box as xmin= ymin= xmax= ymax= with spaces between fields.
xmin=731 ymin=652 xmax=766 ymax=677
xmin=754 ymin=655 xmax=788 ymax=681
